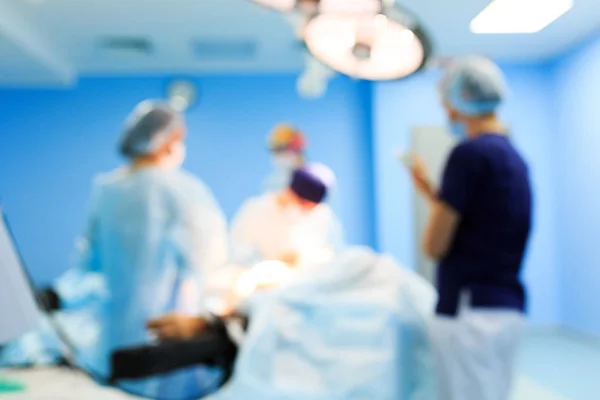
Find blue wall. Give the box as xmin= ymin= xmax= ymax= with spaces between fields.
xmin=3 ymin=42 xmax=600 ymax=335
xmin=552 ymin=33 xmax=600 ymax=336
xmin=0 ymin=75 xmax=376 ymax=285
xmin=372 ymin=64 xmax=561 ymax=325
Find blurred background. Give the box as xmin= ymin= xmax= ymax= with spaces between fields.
xmin=0 ymin=1 xmax=599 ymax=398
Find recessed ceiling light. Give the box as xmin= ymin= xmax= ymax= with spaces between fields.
xmin=470 ymin=0 xmax=573 ymax=34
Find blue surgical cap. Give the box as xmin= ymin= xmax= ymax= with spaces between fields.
xmin=290 ymin=163 xmax=335 ymax=204
xmin=119 ymin=100 xmax=183 ymax=158
xmin=441 ymin=56 xmax=507 ymax=117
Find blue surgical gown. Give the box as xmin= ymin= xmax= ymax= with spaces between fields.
xmin=2 ymin=166 xmax=229 ymax=399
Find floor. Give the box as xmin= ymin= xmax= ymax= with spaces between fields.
xmin=2 ymin=329 xmax=598 ymax=399
xmin=512 ymin=330 xmax=600 ymax=400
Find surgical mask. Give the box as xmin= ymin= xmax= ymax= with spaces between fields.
xmin=272 ymin=152 xmax=299 ymax=171
xmin=449 ymin=120 xmax=468 ymax=140
xmin=163 ymin=141 xmax=187 ymax=170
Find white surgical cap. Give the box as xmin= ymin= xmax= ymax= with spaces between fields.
xmin=119 ymin=100 xmax=183 ymax=158
xmin=440 ymin=56 xmax=507 ymax=117
xmin=306 ymin=163 xmax=336 ymax=188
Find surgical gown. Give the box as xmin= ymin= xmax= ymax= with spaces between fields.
xmin=1 ymin=167 xmax=229 ymax=399
xmin=213 ymin=247 xmax=437 ymax=400
xmin=230 ymin=194 xmax=344 ymax=268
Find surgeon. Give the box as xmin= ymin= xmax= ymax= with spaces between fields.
xmin=263 ymin=123 xmax=306 ymax=193
xmin=405 ymin=56 xmax=532 ymax=400
xmin=2 ymin=101 xmax=229 ymax=399
xmin=92 ymin=100 xmax=230 ymax=397
xmin=141 ymin=165 xmax=345 ymax=392
xmin=232 ymin=163 xmax=344 ymax=269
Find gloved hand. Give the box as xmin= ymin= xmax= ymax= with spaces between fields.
xmin=36 ymin=287 xmax=61 ymax=312
xmin=399 ymin=152 xmax=436 ymax=201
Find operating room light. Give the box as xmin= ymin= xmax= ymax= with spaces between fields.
xmin=252 ymin=0 xmax=296 ymax=12
xmin=470 ymin=0 xmax=574 ymax=34
xmin=318 ymin=0 xmax=382 ymax=15
xmin=248 ymin=0 xmax=431 ymax=82
xmin=252 ymin=0 xmax=381 ymax=14
xmin=303 ymin=8 xmax=430 ymax=81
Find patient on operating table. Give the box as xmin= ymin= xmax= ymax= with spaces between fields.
xmin=146 ymin=247 xmax=438 ymax=400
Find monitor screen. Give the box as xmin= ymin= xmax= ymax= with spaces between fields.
xmin=0 ymin=208 xmax=41 ymax=344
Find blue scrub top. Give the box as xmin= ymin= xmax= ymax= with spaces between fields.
xmin=437 ymin=133 xmax=532 ymax=316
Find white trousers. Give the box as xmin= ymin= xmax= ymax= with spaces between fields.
xmin=429 ymin=307 xmax=525 ymax=400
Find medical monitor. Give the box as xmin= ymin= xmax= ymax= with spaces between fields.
xmin=0 ymin=207 xmax=41 ymax=344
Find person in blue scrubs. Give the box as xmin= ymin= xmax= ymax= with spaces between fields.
xmin=83 ymin=100 xmax=230 ymax=398
xmin=407 ymin=56 xmax=532 ymax=400
xmin=1 ymin=100 xmax=229 ymax=399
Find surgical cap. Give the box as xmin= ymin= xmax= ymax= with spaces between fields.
xmin=268 ymin=124 xmax=306 ymax=153
xmin=119 ymin=100 xmax=183 ymax=158
xmin=290 ymin=163 xmax=335 ymax=204
xmin=440 ymin=56 xmax=507 ymax=117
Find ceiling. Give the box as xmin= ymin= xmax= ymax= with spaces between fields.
xmin=0 ymin=0 xmax=599 ymax=86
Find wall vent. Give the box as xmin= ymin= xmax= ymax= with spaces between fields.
xmin=192 ymin=38 xmax=258 ymax=61
xmin=98 ymin=37 xmax=154 ymax=55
